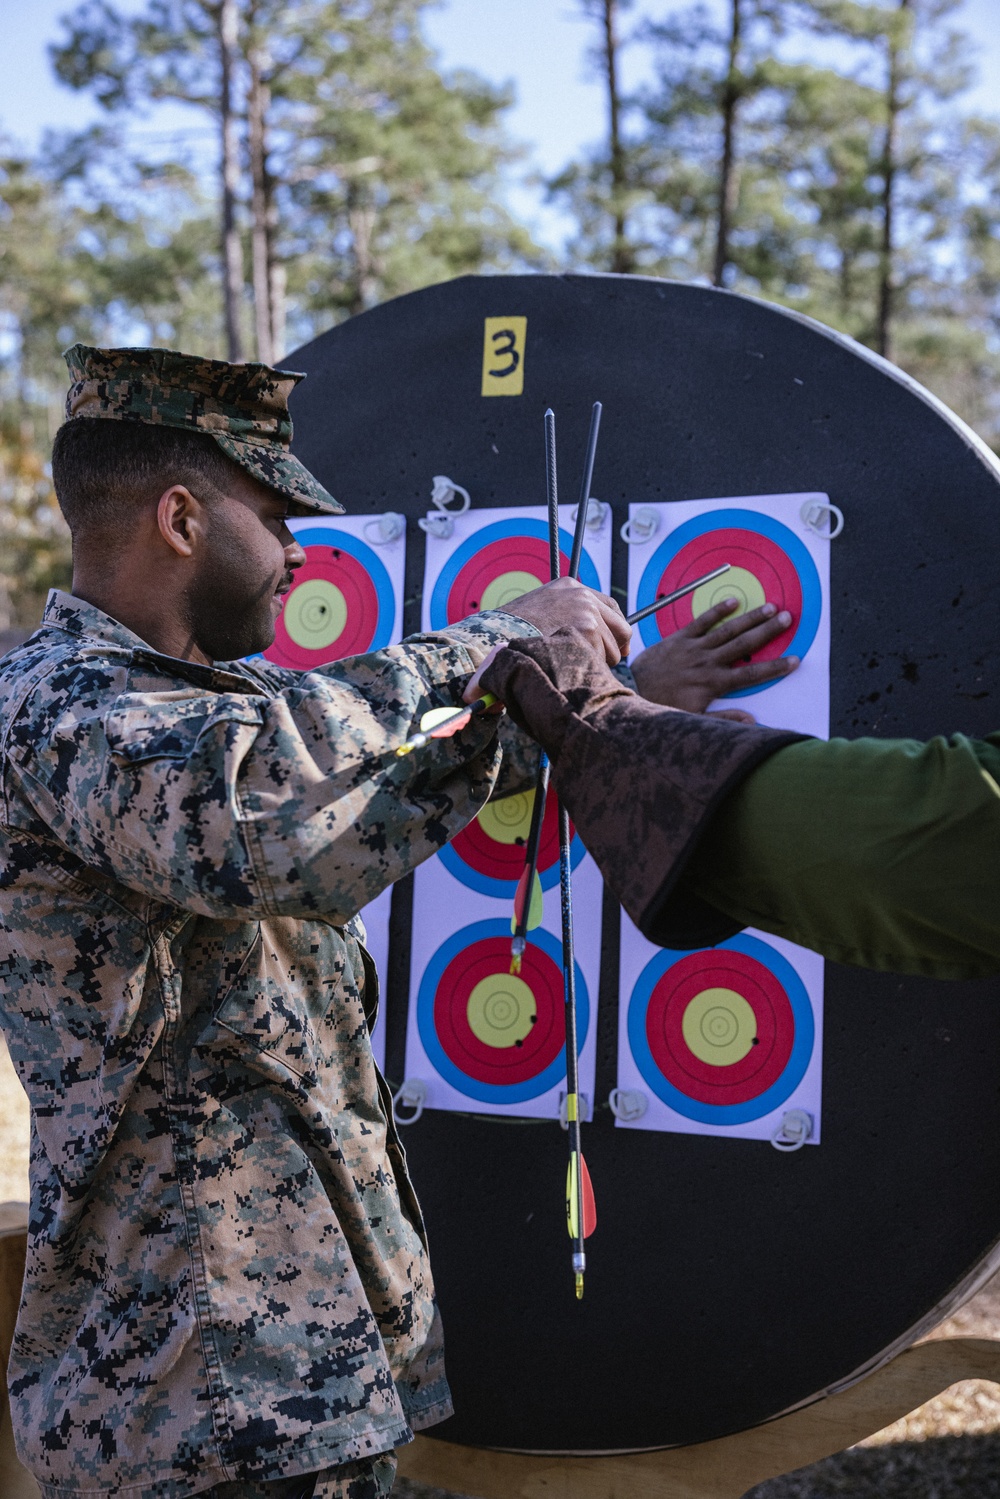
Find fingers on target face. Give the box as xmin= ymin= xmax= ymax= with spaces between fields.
xmin=636 ymin=509 xmax=821 ymax=697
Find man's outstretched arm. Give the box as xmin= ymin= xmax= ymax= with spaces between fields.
xmin=682 ymin=734 xmax=1000 ymax=980
xmin=474 ymin=630 xmax=1000 ymax=982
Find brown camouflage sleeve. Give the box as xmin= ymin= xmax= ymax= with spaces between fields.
xmin=5 ymin=627 xmax=528 ymax=923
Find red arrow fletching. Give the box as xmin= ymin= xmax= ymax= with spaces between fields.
xmin=581 ymin=1153 xmax=597 ymax=1239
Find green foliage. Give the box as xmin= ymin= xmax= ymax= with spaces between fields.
xmin=1 ymin=0 xmax=545 ymax=626
xmin=48 ymin=0 xmax=543 ymax=337
xmin=552 ymin=0 xmax=1000 ymax=451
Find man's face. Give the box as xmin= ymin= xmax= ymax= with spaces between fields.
xmin=184 ymin=472 xmax=307 ymax=662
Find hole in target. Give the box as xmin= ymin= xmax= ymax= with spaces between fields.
xmin=265 ymin=526 xmax=396 ymax=670
xmin=634 ymin=509 xmax=822 ymax=697
xmin=626 ymin=934 xmax=814 ymax=1124
xmin=439 ymin=785 xmax=584 ymax=895
xmin=416 ymin=920 xmax=590 ymax=1104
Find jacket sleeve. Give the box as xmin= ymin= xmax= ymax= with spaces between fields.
xmin=479 ymin=629 xmax=806 ymax=947
xmin=5 ymin=620 xmax=533 ymax=923
xmin=682 ymin=734 xmax=1000 ymax=980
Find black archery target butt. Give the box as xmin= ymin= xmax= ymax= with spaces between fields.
xmin=287 ymin=275 xmax=1000 ymax=1452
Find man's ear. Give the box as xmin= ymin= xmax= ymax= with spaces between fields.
xmin=156 ymin=485 xmax=206 ymax=559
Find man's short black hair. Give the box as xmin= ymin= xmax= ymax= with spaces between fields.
xmin=51 ymin=420 xmax=246 ymax=539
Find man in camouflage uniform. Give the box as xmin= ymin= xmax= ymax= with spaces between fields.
xmin=0 ymin=346 xmax=630 ymax=1499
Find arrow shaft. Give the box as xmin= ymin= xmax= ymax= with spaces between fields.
xmin=570 ymin=403 xmax=602 ymax=581
xmin=625 ymin=562 xmax=731 ymax=626
xmin=558 ymin=799 xmax=586 ymax=1291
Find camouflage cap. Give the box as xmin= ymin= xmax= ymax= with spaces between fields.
xmin=62 ymin=344 xmax=343 ymax=515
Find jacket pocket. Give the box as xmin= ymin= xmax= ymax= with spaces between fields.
xmin=105 ymin=691 xmax=263 ymax=764
xmin=212 ymin=926 xmax=318 ymax=1081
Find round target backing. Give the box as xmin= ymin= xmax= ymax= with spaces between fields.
xmin=627 ymin=934 xmax=814 ymax=1124
xmin=288 ymin=272 xmax=1000 ymax=1456
xmin=265 ymin=526 xmax=396 ymax=669
xmin=438 ymin=786 xmax=584 ymax=896
xmin=416 ymin=920 xmax=589 ymax=1104
xmin=635 ymin=509 xmax=822 ymax=696
xmin=429 ymin=517 xmax=602 ymax=629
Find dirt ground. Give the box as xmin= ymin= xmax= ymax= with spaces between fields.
xmin=2 ymin=1038 xmax=999 ymax=1497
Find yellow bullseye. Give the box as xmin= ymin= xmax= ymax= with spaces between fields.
xmin=481 ymin=570 xmax=542 ymax=611
xmin=681 ymin=987 xmax=757 ymax=1066
xmin=692 ymin=566 xmax=766 ymax=625
xmin=283 ymin=578 xmax=348 ymax=650
xmin=467 ymin=972 xmax=537 ymax=1049
xmin=477 ymin=790 xmax=535 ymax=845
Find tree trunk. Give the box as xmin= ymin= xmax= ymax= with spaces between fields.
xmin=347 ymin=186 xmax=378 ymax=317
xmin=218 ymin=0 xmax=245 ymax=362
xmin=713 ymin=0 xmax=742 ymax=288
xmin=602 ymin=0 xmax=634 ymax=275
xmin=270 ymin=262 xmax=287 ymax=363
xmin=877 ymin=0 xmax=910 ymax=361
xmin=248 ymin=38 xmax=275 ymax=364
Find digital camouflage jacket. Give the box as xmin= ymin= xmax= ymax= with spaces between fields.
xmin=0 ymin=591 xmax=536 ymax=1499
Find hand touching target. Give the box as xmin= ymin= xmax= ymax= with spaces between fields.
xmin=266 ymin=525 xmax=397 ymax=670
xmin=635 ymin=509 xmax=821 ymax=697
xmin=428 ymin=517 xmax=602 ymax=628
xmin=439 ymin=786 xmax=585 ymax=897
xmin=417 ymin=920 xmax=590 ymax=1105
xmin=627 ymin=934 xmax=814 ymax=1125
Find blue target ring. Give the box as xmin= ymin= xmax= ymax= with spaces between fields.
xmin=417 ymin=919 xmax=590 ymax=1105
xmin=627 ymin=934 xmax=814 ymax=1125
xmin=294 ymin=524 xmax=396 ymax=652
xmin=437 ymin=836 xmax=585 ymax=897
xmin=635 ymin=509 xmax=822 ymax=697
xmin=429 ymin=518 xmax=602 ymax=631
xmin=264 ymin=523 xmax=397 ymax=670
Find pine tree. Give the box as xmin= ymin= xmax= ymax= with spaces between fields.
xmin=51 ymin=0 xmax=541 ymax=354
xmin=547 ymin=0 xmax=647 ymax=274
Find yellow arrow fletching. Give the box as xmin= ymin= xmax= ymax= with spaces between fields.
xmin=566 ymin=1155 xmax=580 ymax=1241
xmin=510 ymin=870 xmax=543 ymax=935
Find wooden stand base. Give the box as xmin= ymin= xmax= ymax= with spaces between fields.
xmin=3 ymin=1200 xmax=1000 ymax=1499
xmin=396 ymin=1336 xmax=1000 ymax=1499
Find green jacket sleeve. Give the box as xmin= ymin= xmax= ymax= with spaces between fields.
xmin=684 ymin=733 xmax=1000 ymax=980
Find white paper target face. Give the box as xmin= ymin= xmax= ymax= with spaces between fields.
xmin=625 ymin=493 xmax=832 ymax=738
xmin=254 ymin=511 xmax=407 ymax=1077
xmin=421 ymin=503 xmax=611 ymax=631
xmin=616 ymin=914 xmax=823 ymax=1145
xmin=406 ymin=503 xmax=611 ymax=1120
xmin=404 ymin=848 xmax=601 ymax=1122
xmin=621 ymin=492 xmax=832 ymax=1141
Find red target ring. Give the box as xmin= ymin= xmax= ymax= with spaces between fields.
xmin=447 ymin=535 xmax=567 ymax=622
xmin=447 ymin=790 xmax=563 ymax=884
xmin=268 ymin=543 xmax=382 ymax=669
xmin=646 ymin=949 xmax=795 ymax=1107
xmin=651 ymin=529 xmax=801 ymax=659
xmin=434 ymin=935 xmax=565 ymax=1088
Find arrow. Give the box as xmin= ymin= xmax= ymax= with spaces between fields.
xmin=625 ymin=563 xmax=732 ymax=626
xmin=509 ymin=406 xmax=561 ymax=976
xmin=559 ymin=401 xmax=601 ymax=1300
xmin=395 ymin=693 xmax=498 ymax=756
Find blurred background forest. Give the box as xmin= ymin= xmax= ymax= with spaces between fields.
xmin=2 ymin=0 xmax=1000 ymax=632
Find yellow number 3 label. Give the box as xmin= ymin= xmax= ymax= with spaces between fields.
xmin=481 ymin=316 xmax=527 ymax=397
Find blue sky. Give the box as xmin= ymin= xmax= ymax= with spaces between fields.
xmin=5 ymin=0 xmax=1000 ymax=254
